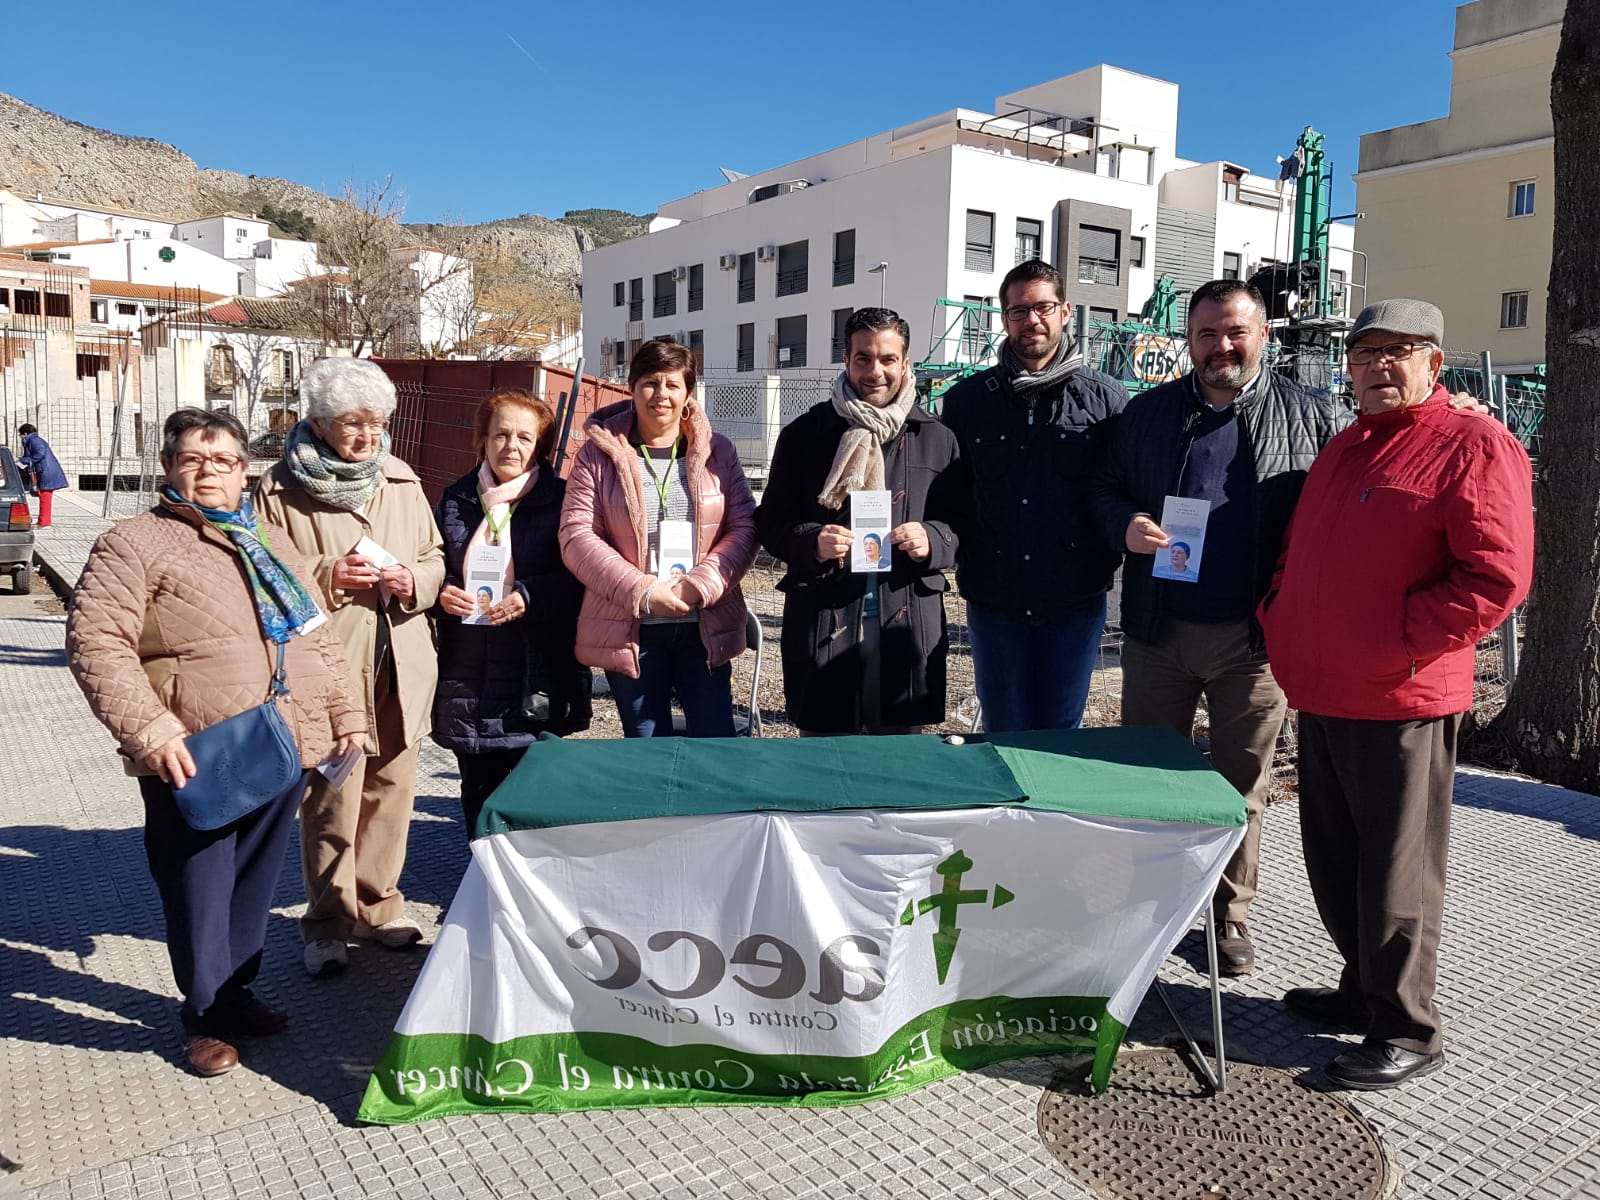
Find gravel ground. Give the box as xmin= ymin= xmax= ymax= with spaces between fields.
xmin=572 ymin=550 xmax=1125 ymax=742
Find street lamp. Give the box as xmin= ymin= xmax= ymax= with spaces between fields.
xmin=867 ymin=261 xmax=889 ymax=306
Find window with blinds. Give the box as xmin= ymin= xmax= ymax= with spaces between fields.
xmin=737 ymin=254 xmax=755 ymax=304
xmin=831 ymin=307 xmax=853 ymax=362
xmin=1015 ymin=218 xmax=1042 ymax=265
xmin=776 ymin=314 xmax=807 ymax=367
xmin=777 ymin=241 xmax=809 ymax=297
xmin=1076 ymin=226 xmax=1120 ymax=287
xmin=833 ymin=229 xmax=855 ymax=286
xmin=965 ymin=210 xmax=995 ymax=273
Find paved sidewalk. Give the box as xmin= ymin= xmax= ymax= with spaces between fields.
xmin=5 ymin=496 xmax=1600 ymax=1198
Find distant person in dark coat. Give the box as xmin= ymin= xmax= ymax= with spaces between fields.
xmin=18 ymin=424 xmax=67 ymax=527
xmin=755 ymin=307 xmax=961 ymax=735
xmin=433 ymin=390 xmax=584 ymax=838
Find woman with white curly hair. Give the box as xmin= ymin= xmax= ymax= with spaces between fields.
xmin=254 ymin=358 xmax=445 ymax=977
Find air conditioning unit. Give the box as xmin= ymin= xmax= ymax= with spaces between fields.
xmin=718 ymin=253 xmax=738 ymax=270
xmin=756 ymin=244 xmax=778 ymax=263
xmin=671 ymin=264 xmax=689 ymax=282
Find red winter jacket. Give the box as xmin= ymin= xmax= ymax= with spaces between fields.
xmin=1258 ymin=386 xmax=1533 ymax=721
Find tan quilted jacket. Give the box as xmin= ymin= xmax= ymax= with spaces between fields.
xmin=66 ymin=500 xmax=366 ymax=774
xmin=253 ymin=456 xmax=444 ymax=753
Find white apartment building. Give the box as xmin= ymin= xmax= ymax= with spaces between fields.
xmin=582 ymin=65 xmax=1355 ymax=379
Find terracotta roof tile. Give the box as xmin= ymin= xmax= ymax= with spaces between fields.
xmin=91 ymin=279 xmax=225 ymax=302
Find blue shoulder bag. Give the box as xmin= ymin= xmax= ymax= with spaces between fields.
xmin=173 ymin=641 xmax=302 ymax=830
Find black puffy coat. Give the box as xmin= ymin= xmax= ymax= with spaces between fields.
xmin=939 ymin=361 xmax=1128 ymax=620
xmin=431 ymin=465 xmax=584 ymax=753
xmin=755 ymin=403 xmax=961 ymax=732
xmin=1088 ymin=369 xmax=1352 ymax=647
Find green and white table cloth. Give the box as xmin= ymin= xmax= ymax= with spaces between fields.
xmin=359 ymin=727 xmax=1244 ymax=1123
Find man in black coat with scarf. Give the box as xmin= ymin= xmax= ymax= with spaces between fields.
xmin=755 ymin=308 xmax=962 ymax=734
xmin=939 ymin=259 xmax=1129 ymax=734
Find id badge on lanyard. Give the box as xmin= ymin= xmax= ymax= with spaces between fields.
xmin=656 ymin=519 xmax=695 ymax=581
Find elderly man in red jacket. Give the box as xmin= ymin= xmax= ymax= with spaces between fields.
xmin=1259 ymin=299 xmax=1533 ymax=1090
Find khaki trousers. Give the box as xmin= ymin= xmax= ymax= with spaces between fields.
xmin=299 ymin=689 xmax=418 ymax=941
xmin=1121 ymin=617 xmax=1287 ymax=925
xmin=1297 ymin=711 xmax=1459 ymax=1055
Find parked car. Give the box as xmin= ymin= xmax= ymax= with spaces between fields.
xmin=0 ymin=446 xmax=35 ymax=594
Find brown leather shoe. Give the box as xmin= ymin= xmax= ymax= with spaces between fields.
xmin=1215 ymin=920 xmax=1255 ymax=976
xmin=185 ymin=1036 xmax=239 ymax=1077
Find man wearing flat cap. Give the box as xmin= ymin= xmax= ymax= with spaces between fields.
xmin=1258 ymin=299 xmax=1533 ymax=1089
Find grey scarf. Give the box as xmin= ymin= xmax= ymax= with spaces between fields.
xmin=283 ymin=419 xmax=389 ymax=513
xmin=817 ymin=370 xmax=918 ymax=510
xmin=1000 ymin=336 xmax=1085 ymax=403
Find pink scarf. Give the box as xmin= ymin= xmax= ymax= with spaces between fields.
xmin=467 ymin=460 xmax=537 ymax=592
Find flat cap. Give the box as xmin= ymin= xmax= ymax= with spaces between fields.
xmin=1349 ymin=298 xmax=1445 ymax=346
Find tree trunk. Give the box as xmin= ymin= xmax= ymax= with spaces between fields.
xmin=1489 ymin=1 xmax=1600 ymax=793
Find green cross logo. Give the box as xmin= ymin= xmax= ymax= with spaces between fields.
xmin=899 ymin=849 xmax=1015 ymax=984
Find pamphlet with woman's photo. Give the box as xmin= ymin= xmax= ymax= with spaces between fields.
xmin=850 ymin=490 xmax=892 ymax=573
xmin=1151 ymin=495 xmax=1210 ymax=583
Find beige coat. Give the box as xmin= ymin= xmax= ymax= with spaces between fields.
xmin=253 ymin=456 xmax=445 ymax=753
xmin=66 ymin=500 xmax=366 ymax=773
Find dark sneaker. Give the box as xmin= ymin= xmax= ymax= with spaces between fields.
xmin=1283 ymin=985 xmax=1369 ymax=1030
xmin=1215 ymin=920 xmax=1255 ymax=976
xmin=1325 ymin=1042 xmax=1445 ymax=1090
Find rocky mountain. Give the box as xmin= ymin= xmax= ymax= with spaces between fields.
xmin=0 ymin=90 xmax=649 ymax=302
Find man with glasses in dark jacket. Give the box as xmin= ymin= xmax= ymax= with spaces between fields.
xmin=1089 ymin=279 xmax=1350 ymax=976
xmin=941 ymin=259 xmax=1128 ymax=733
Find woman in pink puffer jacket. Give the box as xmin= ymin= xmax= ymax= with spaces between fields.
xmin=559 ymin=338 xmax=757 ymax=736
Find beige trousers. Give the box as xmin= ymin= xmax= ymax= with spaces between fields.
xmin=299 ymin=689 xmax=419 ymax=941
xmin=1121 ymin=617 xmax=1287 ymax=925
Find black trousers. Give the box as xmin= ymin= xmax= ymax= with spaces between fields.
xmin=1297 ymin=711 xmax=1460 ymax=1055
xmin=455 ymin=748 xmax=530 ymax=841
xmin=139 ymin=771 xmax=306 ymax=1027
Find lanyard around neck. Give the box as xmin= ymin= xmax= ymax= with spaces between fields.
xmin=477 ymin=485 xmax=519 ymax=543
xmin=638 ymin=439 xmax=680 ymax=519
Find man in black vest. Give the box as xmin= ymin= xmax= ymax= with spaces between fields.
xmin=1089 ymin=279 xmax=1350 ymax=975
xmin=941 ymin=259 xmax=1129 ymax=733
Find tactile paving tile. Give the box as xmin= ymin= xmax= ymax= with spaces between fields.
xmin=6 ymin=567 xmax=1600 ymax=1197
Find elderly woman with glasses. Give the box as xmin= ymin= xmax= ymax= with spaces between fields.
xmin=253 ymin=358 xmax=445 ymax=978
xmin=68 ymin=408 xmax=365 ymax=1077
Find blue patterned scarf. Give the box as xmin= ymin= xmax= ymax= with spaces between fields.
xmin=161 ymin=487 xmax=326 ymax=645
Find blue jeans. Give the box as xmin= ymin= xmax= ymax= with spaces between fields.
xmin=606 ymin=621 xmax=735 ymax=738
xmin=966 ymin=597 xmax=1107 ymax=732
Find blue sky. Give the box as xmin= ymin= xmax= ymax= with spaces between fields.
xmin=7 ymin=1 xmax=1466 ymax=225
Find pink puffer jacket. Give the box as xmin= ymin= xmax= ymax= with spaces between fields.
xmin=559 ymin=398 xmax=757 ymax=677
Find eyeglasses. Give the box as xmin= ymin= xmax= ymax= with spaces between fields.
xmin=1346 ymin=341 xmax=1434 ymax=367
xmin=173 ymin=452 xmax=244 ymax=474
xmin=333 ymin=417 xmax=387 ymax=435
xmin=1003 ymin=300 xmax=1061 ymax=323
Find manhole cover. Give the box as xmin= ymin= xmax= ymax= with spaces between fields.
xmin=1037 ymin=1047 xmax=1392 ymax=1200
